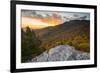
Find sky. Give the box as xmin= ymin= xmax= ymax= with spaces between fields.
xmin=22 ymin=10 xmax=90 ymax=21
xmin=21 ymin=10 xmax=90 ymax=29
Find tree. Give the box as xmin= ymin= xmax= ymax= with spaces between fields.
xmin=21 ymin=27 xmax=43 ymax=62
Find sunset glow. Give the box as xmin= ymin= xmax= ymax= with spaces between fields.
xmin=22 ymin=16 xmax=64 ymax=29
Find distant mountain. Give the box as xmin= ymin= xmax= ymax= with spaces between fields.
xmin=31 ymin=45 xmax=90 ymax=62
xmin=34 ymin=20 xmax=90 ymax=52
xmin=35 ymin=20 xmax=90 ymax=38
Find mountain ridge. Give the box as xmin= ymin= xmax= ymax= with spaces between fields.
xmin=32 ymin=20 xmax=90 ymax=52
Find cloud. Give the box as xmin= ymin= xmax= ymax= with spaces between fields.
xmin=21 ymin=10 xmax=90 ymax=21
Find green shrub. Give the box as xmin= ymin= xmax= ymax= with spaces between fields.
xmin=77 ymin=43 xmax=90 ymax=52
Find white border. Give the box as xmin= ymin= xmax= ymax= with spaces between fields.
xmin=16 ymin=4 xmax=94 ymax=69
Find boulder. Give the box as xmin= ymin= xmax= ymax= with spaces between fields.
xmin=31 ymin=45 xmax=90 ymax=62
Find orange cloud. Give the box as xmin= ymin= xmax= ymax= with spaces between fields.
xmin=22 ymin=16 xmax=64 ymax=29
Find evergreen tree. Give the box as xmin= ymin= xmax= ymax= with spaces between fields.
xmin=21 ymin=27 xmax=43 ymax=62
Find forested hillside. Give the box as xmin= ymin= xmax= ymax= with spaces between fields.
xmin=34 ymin=20 xmax=90 ymax=52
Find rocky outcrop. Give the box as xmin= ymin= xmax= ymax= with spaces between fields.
xmin=31 ymin=45 xmax=90 ymax=62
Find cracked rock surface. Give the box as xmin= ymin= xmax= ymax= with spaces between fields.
xmin=31 ymin=45 xmax=90 ymax=62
